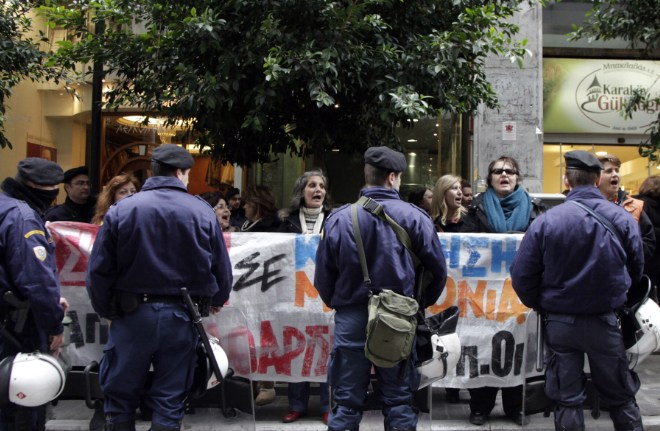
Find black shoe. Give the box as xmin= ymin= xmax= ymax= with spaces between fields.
xmin=508 ymin=413 xmax=530 ymax=426
xmin=469 ymin=412 xmax=488 ymax=426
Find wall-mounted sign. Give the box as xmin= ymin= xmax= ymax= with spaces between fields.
xmin=544 ymin=59 xmax=659 ymax=134
xmin=502 ymin=121 xmax=516 ymax=141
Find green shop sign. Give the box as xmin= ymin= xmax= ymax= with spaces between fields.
xmin=544 ymin=59 xmax=660 ymax=134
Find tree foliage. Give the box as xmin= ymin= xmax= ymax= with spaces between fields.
xmin=0 ymin=0 xmax=62 ymax=149
xmin=40 ymin=0 xmax=537 ymax=165
xmin=569 ymin=0 xmax=660 ymax=163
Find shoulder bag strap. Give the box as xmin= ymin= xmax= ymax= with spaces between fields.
xmin=356 ymin=196 xmax=425 ymax=303
xmin=351 ymin=203 xmax=372 ymax=289
xmin=568 ymin=200 xmax=625 ymax=248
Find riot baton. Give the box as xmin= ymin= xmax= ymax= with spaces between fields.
xmin=535 ymin=310 xmax=544 ymax=372
xmin=180 ymin=288 xmax=226 ymax=385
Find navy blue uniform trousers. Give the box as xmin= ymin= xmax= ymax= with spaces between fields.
xmin=100 ymin=303 xmax=197 ymax=431
xmin=544 ymin=312 xmax=643 ymax=431
xmin=328 ymin=305 xmax=419 ymax=431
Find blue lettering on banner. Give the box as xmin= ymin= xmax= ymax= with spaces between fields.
xmin=491 ymin=237 xmax=518 ymax=274
xmin=295 ymin=235 xmax=320 ymax=270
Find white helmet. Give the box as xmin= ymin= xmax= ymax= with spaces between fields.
xmin=0 ymin=352 xmax=66 ymax=407
xmin=206 ymin=337 xmax=229 ymax=389
xmin=416 ymin=332 xmax=461 ymax=389
xmin=625 ymin=297 xmax=660 ymax=368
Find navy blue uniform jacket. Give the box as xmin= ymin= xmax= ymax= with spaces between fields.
xmin=314 ymin=187 xmax=447 ymax=309
xmin=86 ymin=176 xmax=232 ymax=318
xmin=510 ymin=186 xmax=644 ymax=314
xmin=0 ymin=193 xmax=63 ymax=335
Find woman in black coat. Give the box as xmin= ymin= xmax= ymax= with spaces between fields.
xmin=278 ymin=170 xmax=332 ymax=425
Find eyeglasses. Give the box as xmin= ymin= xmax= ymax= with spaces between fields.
xmin=214 ymin=203 xmax=228 ymax=210
xmin=491 ymin=168 xmax=517 ymax=176
xmin=71 ymin=180 xmax=91 ymax=187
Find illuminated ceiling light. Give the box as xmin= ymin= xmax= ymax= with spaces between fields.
xmin=407 ymin=139 xmax=417 ymax=142
xmin=595 ymin=151 xmax=607 ymax=156
xmin=331 ymin=148 xmax=340 ymax=152
xmin=409 ymin=164 xmax=415 ymax=168
xmin=412 ymin=119 xmax=419 ymax=122
xmin=409 ymin=152 xmax=417 ymax=156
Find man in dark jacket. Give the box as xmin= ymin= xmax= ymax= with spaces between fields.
xmin=511 ymin=150 xmax=644 ymax=431
xmin=87 ymin=144 xmax=232 ymax=431
xmin=44 ymin=166 xmax=96 ymax=223
xmin=314 ymin=146 xmax=447 ymax=431
xmin=0 ymin=158 xmax=67 ymax=430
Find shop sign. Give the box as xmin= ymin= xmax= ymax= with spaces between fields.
xmin=544 ymin=59 xmax=660 ymax=134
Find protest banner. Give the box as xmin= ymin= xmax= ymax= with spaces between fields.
xmin=47 ymin=222 xmax=540 ymax=388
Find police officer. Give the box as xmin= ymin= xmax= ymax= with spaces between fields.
xmin=0 ymin=158 xmax=67 ymax=430
xmin=87 ymin=144 xmax=232 ymax=431
xmin=314 ymin=146 xmax=447 ymax=431
xmin=511 ymin=150 xmax=645 ymax=431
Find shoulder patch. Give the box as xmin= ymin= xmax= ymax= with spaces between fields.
xmin=33 ymin=246 xmax=47 ymax=261
xmin=24 ymin=230 xmax=45 ymax=239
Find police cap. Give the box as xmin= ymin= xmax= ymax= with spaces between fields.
xmin=564 ymin=150 xmax=602 ymax=172
xmin=16 ymin=158 xmax=64 ymax=186
xmin=152 ymin=144 xmax=194 ymax=170
xmin=63 ymin=166 xmax=89 ymax=184
xmin=364 ymin=146 xmax=407 ymax=173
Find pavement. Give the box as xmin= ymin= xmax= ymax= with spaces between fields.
xmin=46 ymin=354 xmax=660 ymax=431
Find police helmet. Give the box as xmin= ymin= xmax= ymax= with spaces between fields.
xmin=416 ymin=332 xmax=461 ymax=389
xmin=0 ymin=352 xmax=66 ymax=407
xmin=189 ymin=337 xmax=230 ymax=398
xmin=621 ymin=275 xmax=660 ymax=368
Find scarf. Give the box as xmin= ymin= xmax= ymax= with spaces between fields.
xmin=482 ymin=186 xmax=532 ymax=233
xmin=299 ymin=206 xmax=324 ymax=234
xmin=1 ymin=177 xmax=60 ymax=216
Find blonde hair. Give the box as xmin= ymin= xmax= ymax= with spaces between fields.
xmin=431 ymin=174 xmax=466 ymax=225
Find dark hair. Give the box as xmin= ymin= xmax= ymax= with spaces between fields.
xmin=245 ymin=185 xmax=278 ymax=219
xmin=364 ymin=164 xmax=390 ymax=187
xmin=289 ymin=170 xmax=332 ymax=211
xmin=407 ymin=187 xmax=431 ymax=207
xmin=639 ymin=175 xmax=660 ymax=199
xmin=150 ymin=160 xmax=179 ymax=177
xmin=565 ymin=169 xmax=599 ymax=188
xmin=487 ymin=156 xmax=522 ymax=188
xmin=597 ymin=154 xmax=621 ymax=168
xmin=461 ymin=179 xmax=472 ymax=189
xmin=92 ymin=173 xmax=140 ymax=224
xmin=199 ymin=191 xmax=223 ymax=207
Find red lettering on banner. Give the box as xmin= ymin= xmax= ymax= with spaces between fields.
xmin=496 ymin=278 xmax=529 ymax=324
xmin=281 ymin=327 xmax=306 ymax=375
xmin=224 ymin=326 xmax=257 ymax=375
xmin=301 ymin=325 xmax=330 ymax=377
xmin=49 ymin=222 xmax=99 ymax=286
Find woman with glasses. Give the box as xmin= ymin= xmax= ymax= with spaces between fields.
xmin=199 ymin=191 xmax=235 ymax=232
xmin=277 ymin=170 xmax=332 ymax=425
xmin=461 ymin=156 xmax=544 ymax=427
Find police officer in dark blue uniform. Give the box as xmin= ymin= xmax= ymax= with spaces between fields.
xmin=511 ymin=150 xmax=645 ymax=431
xmin=314 ymin=146 xmax=447 ymax=431
xmin=87 ymin=144 xmax=233 ymax=431
xmin=0 ymin=158 xmax=67 ymax=430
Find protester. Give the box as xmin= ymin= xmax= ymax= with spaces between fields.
xmin=239 ymin=185 xmax=281 ymax=233
xmin=461 ymin=155 xmax=543 ymax=426
xmin=511 ymin=150 xmax=645 ymax=431
xmin=431 ymin=174 xmax=466 ymax=233
xmin=239 ymin=184 xmax=281 ymax=405
xmin=91 ymin=173 xmax=139 ymax=225
xmin=226 ymin=187 xmax=246 ymax=228
xmin=460 ymin=179 xmax=473 ymax=207
xmin=634 ymin=175 xmax=660 ymax=301
xmin=597 ymin=154 xmax=656 ymax=272
xmin=278 ymin=170 xmax=332 ymax=424
xmin=199 ymin=191 xmax=234 ymax=232
xmin=44 ymin=166 xmax=96 ymax=222
xmin=407 ymin=186 xmax=433 ymax=214
xmin=86 ymin=144 xmax=232 ymax=431
xmin=314 ymin=146 xmax=447 ymax=431
xmin=0 ymin=158 xmax=68 ymax=430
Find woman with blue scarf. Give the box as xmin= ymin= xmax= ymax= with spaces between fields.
xmin=461 ymin=156 xmax=544 ymax=427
